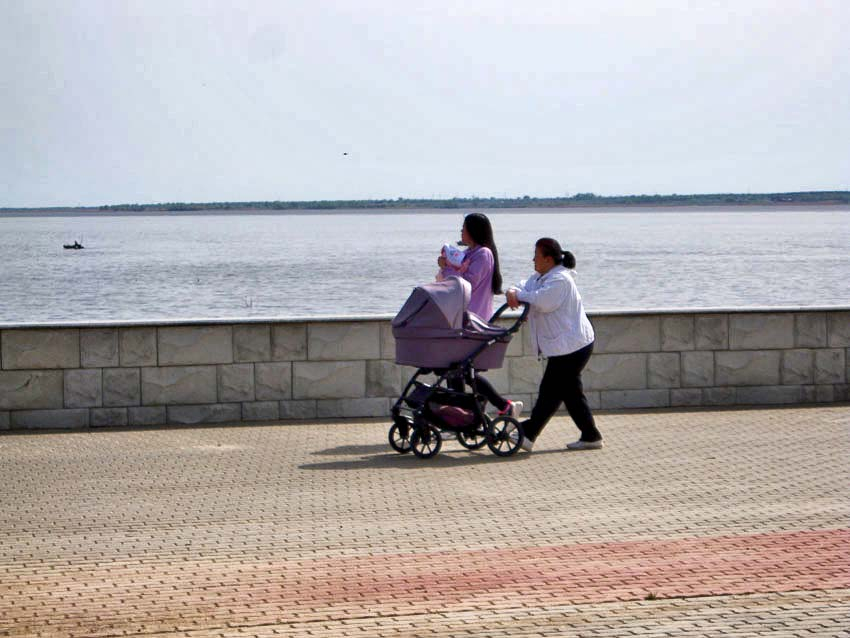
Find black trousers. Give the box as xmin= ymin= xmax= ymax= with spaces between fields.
xmin=445 ymin=371 xmax=509 ymax=412
xmin=523 ymin=342 xmax=600 ymax=442
xmin=470 ymin=374 xmax=508 ymax=412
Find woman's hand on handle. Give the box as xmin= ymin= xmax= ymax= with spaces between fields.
xmin=506 ymin=289 xmax=520 ymax=309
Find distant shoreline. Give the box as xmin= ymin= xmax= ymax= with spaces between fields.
xmin=2 ymin=191 xmax=849 ymax=216
xmin=2 ymin=204 xmax=850 ymax=218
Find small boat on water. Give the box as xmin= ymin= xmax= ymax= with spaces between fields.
xmin=63 ymin=241 xmax=84 ymax=250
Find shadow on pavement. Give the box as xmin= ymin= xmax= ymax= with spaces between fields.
xmin=311 ymin=443 xmax=389 ymax=456
xmin=297 ymin=446 xmax=567 ymax=471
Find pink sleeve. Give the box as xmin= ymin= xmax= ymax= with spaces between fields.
xmin=461 ymin=249 xmax=491 ymax=289
xmin=440 ymin=248 xmax=493 ymax=287
xmin=438 ymin=264 xmax=463 ymax=279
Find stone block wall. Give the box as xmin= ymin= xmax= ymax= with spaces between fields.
xmin=0 ymin=308 xmax=848 ymax=429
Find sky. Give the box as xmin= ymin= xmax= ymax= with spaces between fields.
xmin=1 ymin=0 xmax=849 ymax=208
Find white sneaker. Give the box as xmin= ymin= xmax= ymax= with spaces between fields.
xmin=520 ymin=437 xmax=534 ymax=452
xmin=499 ymin=400 xmax=524 ymax=419
xmin=566 ymin=439 xmax=604 ymax=450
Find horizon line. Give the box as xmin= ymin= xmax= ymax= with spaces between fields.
xmin=3 ymin=189 xmax=850 ymax=212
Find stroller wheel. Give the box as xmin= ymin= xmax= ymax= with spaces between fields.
xmin=456 ymin=424 xmax=488 ymax=450
xmin=487 ymin=416 xmax=524 ymax=457
xmin=388 ymin=423 xmax=412 ymax=454
xmin=410 ymin=424 xmax=442 ymax=459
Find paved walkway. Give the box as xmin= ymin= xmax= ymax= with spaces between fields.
xmin=1 ymin=405 xmax=848 ymax=637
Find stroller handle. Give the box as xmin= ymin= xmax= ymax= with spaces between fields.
xmin=489 ymin=302 xmax=530 ymax=334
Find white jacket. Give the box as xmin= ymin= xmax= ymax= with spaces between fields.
xmin=512 ymin=265 xmax=595 ymax=357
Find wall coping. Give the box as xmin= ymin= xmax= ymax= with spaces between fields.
xmin=0 ymin=305 xmax=847 ymax=330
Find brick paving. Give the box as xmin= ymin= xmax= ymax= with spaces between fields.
xmin=0 ymin=405 xmax=848 ymax=637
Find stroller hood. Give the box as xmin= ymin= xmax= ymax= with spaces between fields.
xmin=392 ymin=276 xmax=471 ymax=332
xmin=392 ymin=277 xmax=511 ymax=369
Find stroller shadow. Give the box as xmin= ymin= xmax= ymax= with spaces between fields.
xmin=310 ymin=443 xmax=389 ymax=456
xmin=299 ymin=445 xmax=537 ymax=471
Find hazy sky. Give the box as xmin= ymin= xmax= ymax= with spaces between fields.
xmin=2 ymin=0 xmax=848 ymax=207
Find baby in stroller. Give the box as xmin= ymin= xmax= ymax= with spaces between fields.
xmin=388 ymin=276 xmax=529 ymax=459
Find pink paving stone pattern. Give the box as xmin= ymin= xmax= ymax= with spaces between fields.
xmin=0 ymin=405 xmax=848 ymax=636
xmin=1 ymin=529 xmax=848 ymax=637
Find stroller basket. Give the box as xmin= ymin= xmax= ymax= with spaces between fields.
xmin=405 ymin=382 xmax=480 ymax=428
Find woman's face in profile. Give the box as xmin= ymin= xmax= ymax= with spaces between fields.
xmin=533 ymin=247 xmax=551 ymax=274
xmin=461 ymin=223 xmax=472 ymax=247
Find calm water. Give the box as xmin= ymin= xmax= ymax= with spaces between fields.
xmin=0 ymin=207 xmax=848 ymax=323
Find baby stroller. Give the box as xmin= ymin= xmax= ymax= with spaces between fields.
xmin=389 ymin=276 xmax=529 ymax=459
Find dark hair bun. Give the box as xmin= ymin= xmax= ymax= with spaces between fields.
xmin=562 ymin=250 xmax=576 ymax=269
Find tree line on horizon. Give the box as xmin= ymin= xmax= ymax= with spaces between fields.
xmin=94 ymin=190 xmax=850 ymax=211
xmin=3 ymin=190 xmax=849 ymax=212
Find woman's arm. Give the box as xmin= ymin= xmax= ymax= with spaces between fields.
xmin=515 ymin=277 xmax=567 ymax=313
xmin=440 ymin=248 xmax=491 ymax=287
xmin=460 ymin=249 xmax=490 ymax=288
xmin=505 ymin=276 xmax=533 ymax=309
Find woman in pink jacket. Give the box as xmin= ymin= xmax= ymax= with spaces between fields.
xmin=437 ymin=213 xmax=522 ymax=419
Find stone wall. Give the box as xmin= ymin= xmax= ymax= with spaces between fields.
xmin=1 ymin=308 xmax=848 ymax=429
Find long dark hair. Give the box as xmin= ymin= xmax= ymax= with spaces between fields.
xmin=464 ymin=213 xmax=503 ymax=294
xmin=535 ymin=237 xmax=576 ymax=268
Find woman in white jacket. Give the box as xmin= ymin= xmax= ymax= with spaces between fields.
xmin=506 ymin=238 xmax=603 ymax=451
